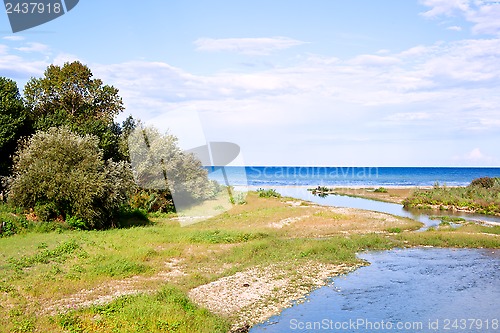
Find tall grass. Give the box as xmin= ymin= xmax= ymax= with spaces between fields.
xmin=403 ymin=178 xmax=500 ymax=215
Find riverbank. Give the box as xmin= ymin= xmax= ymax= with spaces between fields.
xmin=0 ymin=191 xmax=498 ymax=332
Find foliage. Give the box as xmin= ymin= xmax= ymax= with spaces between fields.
xmin=256 ymin=188 xmax=282 ymax=198
xmin=128 ymin=126 xmax=218 ymax=211
xmin=0 ymin=77 xmax=30 ymax=186
xmin=23 ymin=61 xmax=125 ymax=161
xmin=469 ymin=176 xmax=498 ymax=189
xmin=128 ymin=188 xmax=175 ymax=213
xmin=5 ymin=127 xmax=136 ymax=229
xmin=229 ymin=191 xmax=247 ymax=205
xmin=374 ymin=187 xmax=388 ymax=193
xmin=403 ymin=177 xmax=500 ymax=215
xmin=188 ymin=230 xmax=268 ymax=244
xmin=56 ymin=286 xmax=230 ymax=333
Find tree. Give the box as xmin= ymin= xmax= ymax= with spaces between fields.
xmin=0 ymin=77 xmax=30 ymax=187
xmin=23 ymin=61 xmax=125 ymax=161
xmin=127 ymin=126 xmax=218 ymax=212
xmin=6 ymin=127 xmax=135 ymax=229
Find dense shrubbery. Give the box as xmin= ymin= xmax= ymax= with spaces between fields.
xmin=403 ymin=177 xmax=500 ymax=215
xmin=0 ymin=62 xmax=221 ymax=233
xmin=5 ymin=127 xmax=136 ymax=229
xmin=469 ymin=177 xmax=499 ymax=189
xmin=128 ymin=126 xmax=219 ymax=210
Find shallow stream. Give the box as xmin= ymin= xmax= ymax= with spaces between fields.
xmin=251 ymin=248 xmax=500 ymax=333
xmin=249 ymin=187 xmax=500 ymax=332
xmin=274 ymin=187 xmax=500 ymax=229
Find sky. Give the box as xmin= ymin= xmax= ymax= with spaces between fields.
xmin=1 ymin=0 xmax=499 ymax=166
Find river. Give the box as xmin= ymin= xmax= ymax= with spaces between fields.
xmin=249 ymin=187 xmax=500 ymax=333
xmin=251 ymin=248 xmax=500 ymax=333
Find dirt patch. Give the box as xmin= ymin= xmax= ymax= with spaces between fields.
xmin=269 ymin=215 xmax=310 ymax=228
xmin=188 ymin=261 xmax=360 ymax=331
xmin=42 ymin=258 xmax=186 ymax=315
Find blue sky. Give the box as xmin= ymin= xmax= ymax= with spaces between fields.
xmin=1 ymin=0 xmax=499 ymax=166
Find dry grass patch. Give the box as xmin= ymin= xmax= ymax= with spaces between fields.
xmin=332 ymin=187 xmax=416 ymax=204
xmin=283 ymin=207 xmax=421 ymax=237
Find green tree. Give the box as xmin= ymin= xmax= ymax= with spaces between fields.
xmin=0 ymin=77 xmax=30 ymax=187
xmin=24 ymin=61 xmax=125 ymax=161
xmin=128 ymin=126 xmax=218 ymax=212
xmin=6 ymin=127 xmax=135 ymax=229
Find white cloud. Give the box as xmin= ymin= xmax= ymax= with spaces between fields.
xmin=1 ymin=31 xmax=499 ymax=165
xmin=468 ymin=3 xmax=500 ymax=35
xmin=349 ymin=54 xmax=402 ymax=67
xmin=2 ymin=36 xmax=25 ymax=41
xmin=447 ymin=25 xmax=463 ymax=31
xmin=421 ymin=0 xmax=500 ymax=35
xmin=453 ymin=148 xmax=498 ymax=165
xmin=420 ymin=0 xmax=470 ymax=17
xmin=467 ymin=148 xmax=484 ymax=159
xmin=15 ymin=42 xmax=50 ymax=54
xmin=193 ymin=37 xmax=307 ymax=55
xmin=386 ymin=112 xmax=432 ymax=122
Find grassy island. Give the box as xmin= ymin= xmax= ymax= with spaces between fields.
xmin=403 ymin=177 xmax=500 ymax=216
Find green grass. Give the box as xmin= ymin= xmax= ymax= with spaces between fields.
xmin=374 ymin=187 xmax=388 ymax=193
xmin=256 ymin=188 xmax=282 ymax=198
xmin=54 ymin=285 xmax=230 ymax=333
xmin=403 ymin=179 xmax=500 ymax=215
xmin=0 ymin=193 xmax=499 ymax=333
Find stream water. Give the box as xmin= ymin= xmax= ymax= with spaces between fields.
xmin=250 ymin=248 xmax=500 ymax=333
xmin=273 ymin=187 xmax=500 ymax=229
xmin=249 ymin=187 xmax=500 ymax=332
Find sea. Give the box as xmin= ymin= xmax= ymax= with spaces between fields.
xmin=206 ymin=166 xmax=500 ymax=187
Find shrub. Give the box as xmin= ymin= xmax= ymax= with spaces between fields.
xmin=374 ymin=187 xmax=388 ymax=193
xmin=66 ymin=215 xmax=88 ymax=230
xmin=469 ymin=177 xmax=498 ymax=189
xmin=256 ymin=188 xmax=282 ymax=198
xmin=5 ymin=127 xmax=136 ymax=229
xmin=127 ymin=126 xmax=219 ymax=212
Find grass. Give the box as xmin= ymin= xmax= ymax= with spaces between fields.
xmin=327 ymin=187 xmax=414 ymax=204
xmin=54 ymin=285 xmax=230 ymax=333
xmin=0 ymin=191 xmax=498 ymax=332
xmin=403 ymin=179 xmax=500 ymax=215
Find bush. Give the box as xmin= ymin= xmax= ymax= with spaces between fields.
xmin=128 ymin=189 xmax=175 ymax=213
xmin=5 ymin=127 xmax=136 ymax=229
xmin=66 ymin=215 xmax=88 ymax=230
xmin=256 ymin=188 xmax=282 ymax=198
xmin=469 ymin=177 xmax=498 ymax=189
xmin=374 ymin=187 xmax=388 ymax=193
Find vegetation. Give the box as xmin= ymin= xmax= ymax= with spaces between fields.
xmin=5 ymin=127 xmax=135 ymax=230
xmin=256 ymin=188 xmax=282 ymax=198
xmin=374 ymin=187 xmax=388 ymax=193
xmin=0 ymin=78 xmax=30 ymax=188
xmin=403 ymin=177 xmax=500 ymax=215
xmin=0 ymin=192 xmax=498 ymax=332
xmin=1 ymin=62 xmax=499 ymax=332
xmin=126 ymin=125 xmax=220 ymax=215
xmin=23 ymin=61 xmax=126 ymax=161
xmin=0 ymin=62 xmax=218 ymax=231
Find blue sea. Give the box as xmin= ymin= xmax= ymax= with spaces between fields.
xmin=206 ymin=166 xmax=500 ymax=187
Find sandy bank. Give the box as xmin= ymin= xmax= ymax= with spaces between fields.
xmin=189 ymin=261 xmax=361 ymax=332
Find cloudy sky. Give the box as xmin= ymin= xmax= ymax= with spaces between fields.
xmin=1 ymin=0 xmax=499 ymax=166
